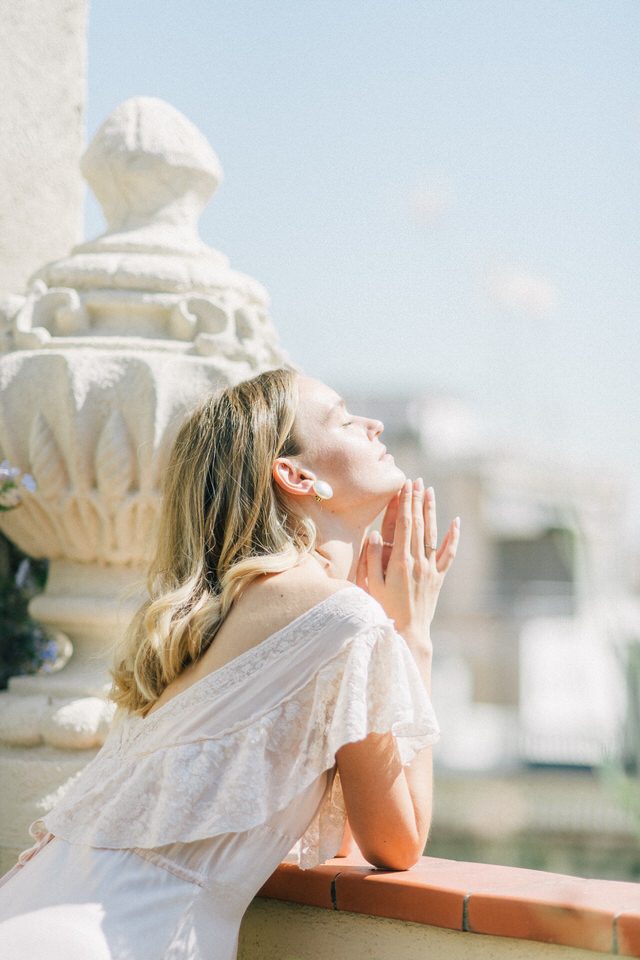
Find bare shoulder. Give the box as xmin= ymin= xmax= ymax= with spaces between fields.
xmin=153 ymin=557 xmax=356 ymax=702
xmin=239 ymin=556 xmax=353 ymax=631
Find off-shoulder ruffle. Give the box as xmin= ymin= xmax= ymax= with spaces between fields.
xmin=38 ymin=618 xmax=440 ymax=870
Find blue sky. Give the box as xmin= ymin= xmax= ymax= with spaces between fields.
xmin=85 ymin=1 xmax=640 ymax=527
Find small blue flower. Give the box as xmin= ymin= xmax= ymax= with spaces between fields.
xmin=0 ymin=460 xmax=36 ymax=509
xmin=40 ymin=640 xmax=59 ymax=662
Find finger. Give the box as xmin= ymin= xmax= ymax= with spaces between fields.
xmin=411 ymin=478 xmax=425 ymax=562
xmin=435 ymin=524 xmax=451 ymax=569
xmin=437 ymin=518 xmax=460 ymax=574
xmin=355 ymin=536 xmax=369 ymax=590
xmin=424 ymin=486 xmax=437 ymax=563
xmin=380 ymin=541 xmax=392 ymax=579
xmin=391 ymin=479 xmax=413 ymax=565
xmin=380 ymin=488 xmax=400 ymax=546
xmin=366 ymin=531 xmax=385 ymax=595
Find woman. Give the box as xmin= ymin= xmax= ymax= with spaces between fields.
xmin=0 ymin=366 xmax=460 ymax=959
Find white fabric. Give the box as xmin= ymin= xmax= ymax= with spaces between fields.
xmin=0 ymin=584 xmax=440 ymax=960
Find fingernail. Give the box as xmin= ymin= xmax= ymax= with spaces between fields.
xmin=416 ymin=477 xmax=424 ymax=490
xmin=370 ymin=530 xmax=382 ymax=544
xmin=426 ymin=486 xmax=434 ymax=498
xmin=454 ymin=516 xmax=460 ymax=527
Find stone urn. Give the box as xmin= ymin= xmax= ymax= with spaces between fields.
xmin=0 ymin=96 xmax=293 ymax=867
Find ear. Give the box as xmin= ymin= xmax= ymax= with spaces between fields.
xmin=272 ymin=458 xmax=316 ymax=497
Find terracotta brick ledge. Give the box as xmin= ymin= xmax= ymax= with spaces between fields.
xmin=257 ymin=851 xmax=640 ymax=957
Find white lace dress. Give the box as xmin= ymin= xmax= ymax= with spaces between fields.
xmin=0 ymin=584 xmax=440 ymax=960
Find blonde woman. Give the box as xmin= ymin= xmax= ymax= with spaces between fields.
xmin=0 ymin=366 xmax=460 ymax=959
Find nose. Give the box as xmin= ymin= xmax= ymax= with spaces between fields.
xmin=369 ymin=418 xmax=384 ymax=439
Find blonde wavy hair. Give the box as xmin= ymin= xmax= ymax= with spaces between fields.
xmin=108 ymin=365 xmax=318 ymax=718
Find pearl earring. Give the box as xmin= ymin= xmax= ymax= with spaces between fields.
xmin=312 ymin=479 xmax=333 ymax=502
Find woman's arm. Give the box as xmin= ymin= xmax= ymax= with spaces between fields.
xmin=339 ymin=479 xmax=456 ymax=870
xmin=334 ymin=817 xmax=354 ymax=857
xmin=335 ymin=639 xmax=433 ymax=871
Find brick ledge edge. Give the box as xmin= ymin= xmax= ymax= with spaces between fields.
xmin=256 ymin=852 xmax=640 ymax=957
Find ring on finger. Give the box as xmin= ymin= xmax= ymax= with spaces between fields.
xmin=425 ymin=543 xmax=437 ymax=555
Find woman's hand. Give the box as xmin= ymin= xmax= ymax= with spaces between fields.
xmin=356 ymin=478 xmax=460 ymax=642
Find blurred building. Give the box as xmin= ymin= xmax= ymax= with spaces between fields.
xmin=343 ymin=385 xmax=640 ymax=773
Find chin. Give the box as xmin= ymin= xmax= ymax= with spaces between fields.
xmin=386 ymin=459 xmax=405 ymax=477
xmin=384 ymin=464 xmax=406 ymax=490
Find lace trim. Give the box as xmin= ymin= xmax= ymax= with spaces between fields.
xmin=284 ymin=764 xmax=349 ymax=870
xmin=118 ymin=584 xmax=369 ymax=747
xmin=41 ymin=613 xmax=440 ymax=871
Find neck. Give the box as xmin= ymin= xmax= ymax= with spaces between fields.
xmin=310 ymin=534 xmax=367 ymax=582
xmin=303 ymin=494 xmax=392 ymax=582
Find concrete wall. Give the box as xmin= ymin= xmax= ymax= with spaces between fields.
xmin=0 ymin=0 xmax=87 ymax=297
xmin=239 ymin=900 xmax=607 ymax=960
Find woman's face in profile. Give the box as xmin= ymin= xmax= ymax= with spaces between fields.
xmin=278 ymin=375 xmax=406 ymax=514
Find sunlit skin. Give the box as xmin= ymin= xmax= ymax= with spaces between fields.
xmin=272 ymin=375 xmax=458 ymax=584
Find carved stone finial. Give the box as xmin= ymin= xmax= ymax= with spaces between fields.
xmin=80 ymin=96 xmax=223 ymax=254
xmin=1 ymin=96 xmax=289 ymax=364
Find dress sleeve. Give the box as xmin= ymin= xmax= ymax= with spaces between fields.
xmin=285 ymin=616 xmax=440 ymax=870
xmin=37 ymin=596 xmax=438 ymax=864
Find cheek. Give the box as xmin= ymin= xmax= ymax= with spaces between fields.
xmin=324 ymin=447 xmax=371 ymax=490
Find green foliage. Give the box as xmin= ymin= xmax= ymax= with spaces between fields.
xmin=0 ymin=533 xmax=51 ymax=690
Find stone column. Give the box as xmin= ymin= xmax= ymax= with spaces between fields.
xmin=0 ymin=0 xmax=86 ymax=296
xmin=0 ymin=97 xmax=294 ymax=871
